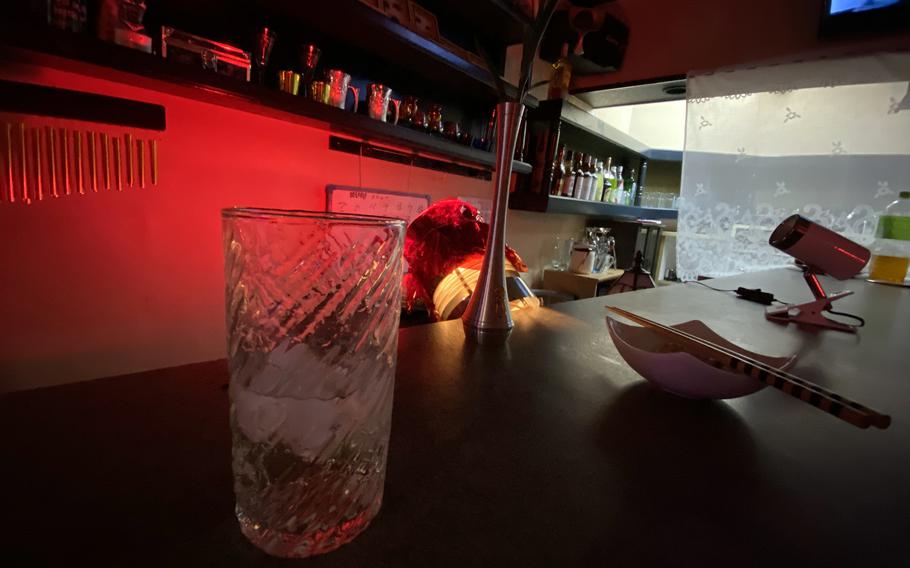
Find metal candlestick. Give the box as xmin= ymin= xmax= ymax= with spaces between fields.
xmin=461 ymin=101 xmax=525 ymax=340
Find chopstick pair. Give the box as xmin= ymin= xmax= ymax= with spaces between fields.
xmin=606 ymin=306 xmax=891 ymax=430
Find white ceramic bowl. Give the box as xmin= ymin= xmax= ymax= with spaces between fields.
xmin=606 ymin=317 xmax=796 ymax=400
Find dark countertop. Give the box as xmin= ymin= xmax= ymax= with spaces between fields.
xmin=2 ymin=269 xmax=908 ymax=566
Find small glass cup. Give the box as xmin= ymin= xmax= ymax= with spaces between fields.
xmin=309 ymin=80 xmax=329 ymax=104
xmin=278 ymin=70 xmax=301 ymax=95
xmin=222 ymin=208 xmax=406 ymax=558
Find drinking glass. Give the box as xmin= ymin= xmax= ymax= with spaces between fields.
xmin=222 ymin=208 xmax=406 ymax=558
xmin=550 ymin=236 xmax=573 ymax=270
xmin=366 ymin=83 xmax=399 ymax=124
xmin=278 ymin=70 xmax=300 ymax=95
xmin=325 ymin=69 xmax=359 ymax=112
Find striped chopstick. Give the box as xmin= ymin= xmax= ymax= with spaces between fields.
xmin=606 ymin=306 xmax=891 ymax=430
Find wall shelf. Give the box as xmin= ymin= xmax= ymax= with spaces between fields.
xmin=416 ymin=0 xmax=531 ymax=48
xmin=533 ymin=99 xmax=647 ymax=157
xmin=642 ymin=149 xmax=683 ymax=162
xmin=0 ymin=23 xmax=531 ymax=177
xmin=511 ymin=194 xmax=678 ymax=221
xmin=263 ymin=0 xmax=535 ymax=106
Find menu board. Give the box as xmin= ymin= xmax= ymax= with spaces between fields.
xmin=325 ymin=185 xmax=431 ymax=224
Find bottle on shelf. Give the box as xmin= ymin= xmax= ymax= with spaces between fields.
xmin=574 ymin=152 xmax=588 ymax=198
xmin=541 ymin=123 xmax=562 ymax=194
xmin=601 ymin=157 xmax=614 ymax=202
xmin=868 ymin=191 xmax=910 ymax=283
xmin=548 ymin=43 xmax=572 ymax=101
xmin=593 ymin=159 xmax=605 ymax=202
xmin=572 ymin=152 xmax=587 ymax=199
xmin=636 ymin=158 xmax=648 ymax=206
xmin=559 ymin=150 xmax=577 ymax=197
xmin=627 ymin=168 xmax=637 ymax=206
xmin=578 ymin=154 xmax=593 ymax=200
xmin=612 ymin=166 xmax=625 ymax=204
xmin=514 ymin=115 xmax=528 ymax=162
xmin=550 ymin=145 xmax=566 ymax=196
xmin=584 ymin=155 xmax=596 ymax=200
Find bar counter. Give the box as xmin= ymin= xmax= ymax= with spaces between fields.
xmin=2 ymin=269 xmax=908 ymax=565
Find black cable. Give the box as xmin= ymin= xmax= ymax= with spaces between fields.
xmin=686 ymin=280 xmax=737 ymax=293
xmin=687 ymin=280 xmax=791 ymax=305
xmin=825 ymin=309 xmax=866 ymax=327
xmin=687 ymin=279 xmax=865 ymax=326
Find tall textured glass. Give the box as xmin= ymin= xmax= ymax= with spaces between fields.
xmin=221 ymin=208 xmax=405 ymax=558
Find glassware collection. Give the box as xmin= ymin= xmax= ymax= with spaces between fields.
xmin=29 ymin=2 xmax=500 ymax=154
xmin=552 ymin=227 xmax=617 ymax=275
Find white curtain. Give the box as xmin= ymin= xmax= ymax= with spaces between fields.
xmin=677 ymin=52 xmax=910 ymax=280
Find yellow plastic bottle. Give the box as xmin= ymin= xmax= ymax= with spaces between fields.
xmin=869 ymin=191 xmax=910 ymax=284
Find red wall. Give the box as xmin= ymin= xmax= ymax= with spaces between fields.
xmin=0 ymin=59 xmax=497 ymax=392
xmin=574 ymin=0 xmax=910 ymax=91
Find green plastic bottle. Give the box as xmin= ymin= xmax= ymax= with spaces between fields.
xmin=869 ymin=191 xmax=910 ymax=283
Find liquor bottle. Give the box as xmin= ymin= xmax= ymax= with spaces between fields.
xmin=636 ymin=158 xmax=648 ymax=206
xmin=530 ymin=122 xmax=561 ymax=195
xmin=575 ymin=155 xmax=588 ymax=200
xmin=585 ymin=155 xmax=597 ymax=201
xmin=567 ymin=152 xmax=584 ymax=198
xmin=541 ymin=122 xmax=561 ymax=194
xmin=593 ymin=159 xmax=605 ymax=202
xmin=615 ymin=165 xmax=625 ymax=204
xmin=550 ymin=145 xmax=566 ymax=195
xmin=601 ymin=157 xmax=614 ymax=202
xmin=587 ymin=156 xmax=598 ymax=200
xmin=548 ymin=44 xmax=573 ymax=100
xmin=627 ymin=168 xmax=637 ymax=206
xmin=578 ymin=154 xmax=593 ymax=200
xmin=514 ymin=115 xmax=528 ymax=162
xmin=559 ymin=150 xmax=577 ymax=197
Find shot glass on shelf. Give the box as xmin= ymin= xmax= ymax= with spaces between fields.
xmin=278 ymin=70 xmax=301 ymax=95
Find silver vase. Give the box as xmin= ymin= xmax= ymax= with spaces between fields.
xmin=462 ymin=101 xmax=525 ymax=339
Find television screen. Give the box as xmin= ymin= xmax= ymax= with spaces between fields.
xmin=828 ymin=0 xmax=902 ymax=15
xmin=822 ymin=0 xmax=910 ymax=35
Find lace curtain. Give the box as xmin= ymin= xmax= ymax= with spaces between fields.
xmin=677 ymin=52 xmax=910 ymax=280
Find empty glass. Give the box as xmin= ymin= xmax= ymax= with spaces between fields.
xmin=550 ymin=236 xmax=574 ymax=270
xmin=325 ymin=69 xmax=359 ymax=112
xmin=222 ymin=208 xmax=405 ymax=558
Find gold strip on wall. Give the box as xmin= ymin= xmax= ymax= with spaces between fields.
xmin=19 ymin=123 xmax=29 ymax=203
xmin=113 ymin=136 xmax=122 ymax=191
xmin=89 ymin=131 xmax=97 ymax=193
xmin=150 ymin=139 xmax=158 ymax=186
xmin=138 ymin=138 xmax=146 ymax=188
xmin=49 ymin=127 xmax=58 ymax=198
xmin=125 ymin=134 xmax=134 ymax=187
xmin=5 ymin=124 xmax=14 ymax=203
xmin=62 ymin=128 xmax=71 ymax=196
xmin=102 ymin=133 xmax=111 ymax=190
xmin=35 ymin=128 xmax=43 ymax=201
